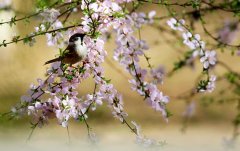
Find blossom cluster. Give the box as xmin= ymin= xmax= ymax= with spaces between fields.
xmin=218 ymin=21 xmax=239 ymax=44
xmin=0 ymin=0 xmax=239 ymax=149
xmin=10 ymin=0 xmax=174 ymax=146
xmin=113 ymin=12 xmax=169 ymax=119
xmin=8 ymin=0 xmax=164 ymax=146
xmin=16 ymin=35 xmax=126 ymax=128
xmin=39 ymin=8 xmax=66 ymax=48
xmin=167 ymin=18 xmax=217 ymax=93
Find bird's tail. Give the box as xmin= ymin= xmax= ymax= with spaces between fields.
xmin=44 ymin=57 xmax=62 ymax=65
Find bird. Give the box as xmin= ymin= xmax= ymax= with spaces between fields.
xmin=44 ymin=33 xmax=88 ymax=65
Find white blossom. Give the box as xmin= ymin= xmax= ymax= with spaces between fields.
xmin=200 ymin=50 xmax=217 ymax=69
xmin=167 ymin=18 xmax=185 ymax=31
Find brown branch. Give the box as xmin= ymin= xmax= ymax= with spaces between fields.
xmin=0 ymin=23 xmax=82 ymax=47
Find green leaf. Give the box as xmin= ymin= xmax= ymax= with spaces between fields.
xmin=65 ymin=75 xmax=73 ymax=81
xmin=166 ymin=109 xmax=173 ymax=118
xmin=225 ymin=72 xmax=238 ymax=84
xmin=36 ymin=0 xmax=52 ymax=10
xmin=102 ymin=77 xmax=111 ymax=84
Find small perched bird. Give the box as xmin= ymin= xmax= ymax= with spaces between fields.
xmin=45 ymin=33 xmax=88 ymax=65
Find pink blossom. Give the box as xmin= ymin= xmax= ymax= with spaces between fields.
xmin=151 ymin=66 xmax=165 ymax=84
xmin=218 ymin=21 xmax=238 ymax=44
xmin=200 ymin=50 xmax=217 ymax=69
xmin=41 ymin=8 xmax=60 ymax=23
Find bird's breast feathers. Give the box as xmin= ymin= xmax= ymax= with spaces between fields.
xmin=75 ymin=39 xmax=88 ymax=59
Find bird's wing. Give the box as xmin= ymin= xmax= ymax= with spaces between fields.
xmin=45 ymin=43 xmax=75 ymax=65
xmin=63 ymin=43 xmax=75 ymax=55
xmin=63 ymin=43 xmax=77 ymax=58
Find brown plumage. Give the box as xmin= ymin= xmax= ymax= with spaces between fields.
xmin=45 ymin=33 xmax=86 ymax=65
xmin=44 ymin=43 xmax=81 ymax=65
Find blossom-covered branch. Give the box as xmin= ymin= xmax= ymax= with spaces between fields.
xmin=0 ymin=0 xmax=239 ymax=148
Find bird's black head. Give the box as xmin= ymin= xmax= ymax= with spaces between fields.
xmin=69 ymin=33 xmax=86 ymax=43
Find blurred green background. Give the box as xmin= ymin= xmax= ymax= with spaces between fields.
xmin=0 ymin=0 xmax=240 ymax=150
